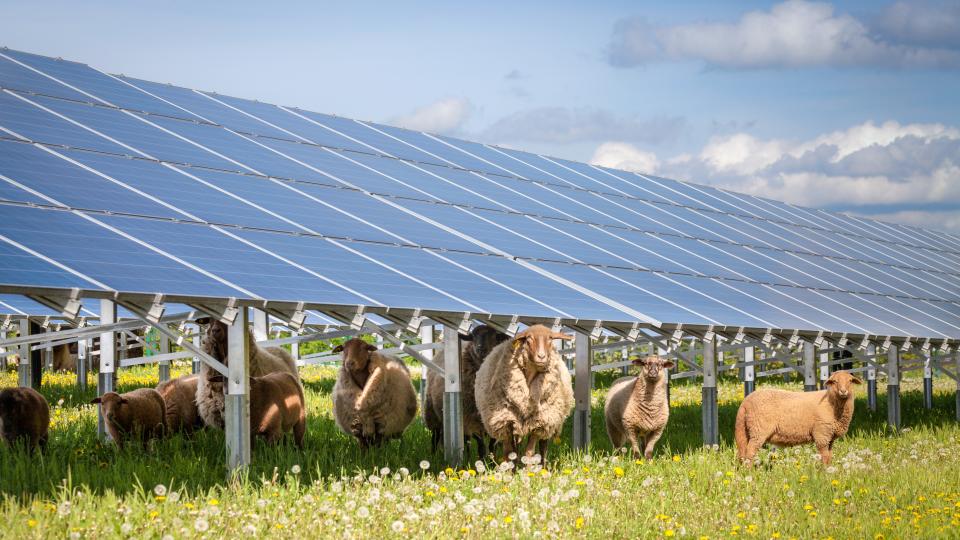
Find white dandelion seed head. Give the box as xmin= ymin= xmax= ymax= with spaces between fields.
xmin=331 ymin=482 xmax=343 ymax=493
xmin=843 ymin=490 xmax=852 ymax=498
xmin=153 ymin=484 xmax=167 ymax=497
xmin=167 ymin=491 xmax=181 ymax=503
xmin=399 ymin=467 xmax=410 ymax=477
xmin=120 ymin=523 xmax=132 ymax=534
xmin=242 ymin=524 xmax=257 ymax=535
xmin=380 ymin=467 xmax=391 ymax=476
xmin=162 ymin=535 xmax=174 ymax=540
xmin=391 ymin=520 xmax=405 ymax=532
xmin=69 ymin=533 xmax=80 ymax=540
xmin=291 ymin=464 xmax=301 ymax=475
xmin=419 ymin=460 xmax=430 ymax=470
xmin=508 ymin=452 xmax=517 ymax=461
xmin=356 ymin=506 xmax=370 ymax=519
xmin=194 ymin=518 xmax=209 ymax=532
xmin=368 ymin=475 xmax=381 ymax=484
xmin=582 ymin=454 xmax=592 ymax=463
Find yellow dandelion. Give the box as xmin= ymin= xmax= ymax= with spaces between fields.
xmin=504 ymin=516 xmax=513 ymax=524
xmin=575 ymin=517 xmax=584 ymax=529
xmin=27 ymin=519 xmax=37 ymax=528
xmin=614 ymin=467 xmax=625 ymax=477
xmin=772 ymin=533 xmax=782 ymax=539
xmin=208 ymin=499 xmax=219 ymax=506
xmin=439 ymin=486 xmax=448 ymax=493
xmin=665 ymin=530 xmax=676 ymax=537
xmin=672 ymin=455 xmax=681 ymax=462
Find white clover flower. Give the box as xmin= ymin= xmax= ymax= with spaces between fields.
xmin=291 ymin=464 xmax=301 ymax=475
xmin=419 ymin=460 xmax=430 ymax=470
xmin=257 ymin=498 xmax=268 ymax=508
xmin=194 ymin=518 xmax=209 ymax=532
xmin=356 ymin=506 xmax=370 ymax=519
xmin=380 ymin=467 xmax=391 ymax=476
xmin=391 ymin=520 xmax=405 ymax=532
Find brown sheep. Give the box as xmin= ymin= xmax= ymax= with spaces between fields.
xmin=156 ymin=374 xmax=203 ymax=434
xmin=474 ymin=324 xmax=574 ymax=462
xmin=208 ymin=371 xmax=307 ymax=448
xmin=424 ymin=325 xmax=508 ymax=458
xmin=0 ymin=386 xmax=50 ymax=451
xmin=734 ymin=370 xmax=862 ymax=465
xmin=331 ymin=338 xmax=417 ymax=449
xmin=604 ymin=355 xmax=674 ymax=460
xmin=194 ymin=317 xmax=300 ymax=429
xmin=90 ymin=388 xmax=165 ymax=449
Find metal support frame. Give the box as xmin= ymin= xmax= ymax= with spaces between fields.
xmin=923 ymin=352 xmax=933 ymax=409
xmin=252 ymin=308 xmax=268 ymax=342
xmin=701 ymin=335 xmax=718 ymax=446
xmin=441 ymin=326 xmax=463 ymax=467
xmin=158 ymin=332 xmax=171 ymax=383
xmin=866 ymin=343 xmax=878 ymax=412
xmin=743 ymin=346 xmax=755 ymax=396
xmin=290 ymin=329 xmax=300 ymax=366
xmin=76 ymin=338 xmax=88 ymax=391
xmin=17 ymin=319 xmax=32 ymax=388
xmin=573 ymin=331 xmax=592 ymax=451
xmin=819 ymin=346 xmax=830 ymax=390
xmin=97 ymin=300 xmax=117 ymax=441
xmin=802 ymin=341 xmax=817 ymax=392
xmin=191 ymin=326 xmax=201 ymax=374
xmin=955 ymin=352 xmax=960 ymax=422
xmin=419 ymin=325 xmax=433 ymax=414
xmin=887 ymin=346 xmax=901 ymax=430
xmin=225 ymin=307 xmax=251 ymax=472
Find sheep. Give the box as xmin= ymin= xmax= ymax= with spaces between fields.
xmin=604 ymin=355 xmax=674 ymax=460
xmin=194 ymin=317 xmax=300 ymax=429
xmin=206 ymin=371 xmax=306 ymax=448
xmin=474 ymin=324 xmax=574 ymax=462
xmin=90 ymin=388 xmax=165 ymax=448
xmin=734 ymin=370 xmax=862 ymax=465
xmin=0 ymin=386 xmax=49 ymax=451
xmin=331 ymin=338 xmax=417 ymax=449
xmin=52 ymin=343 xmax=75 ymax=372
xmin=156 ymin=374 xmax=203 ymax=434
xmin=424 ymin=325 xmax=508 ymax=458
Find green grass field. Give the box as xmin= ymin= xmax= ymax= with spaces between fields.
xmin=1 ymin=365 xmax=958 ymax=539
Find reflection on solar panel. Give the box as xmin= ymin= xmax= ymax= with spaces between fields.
xmin=1 ymin=48 xmax=958 ymax=340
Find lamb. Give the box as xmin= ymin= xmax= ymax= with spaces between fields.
xmin=424 ymin=325 xmax=508 ymax=458
xmin=206 ymin=371 xmax=306 ymax=448
xmin=156 ymin=374 xmax=203 ymax=434
xmin=604 ymin=355 xmax=674 ymax=460
xmin=474 ymin=324 xmax=574 ymax=462
xmin=734 ymin=370 xmax=862 ymax=465
xmin=90 ymin=388 xmax=165 ymax=448
xmin=331 ymin=338 xmax=418 ymax=449
xmin=194 ymin=317 xmax=300 ymax=429
xmin=0 ymin=386 xmax=50 ymax=451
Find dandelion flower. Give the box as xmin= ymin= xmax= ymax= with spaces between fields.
xmin=420 ymin=460 xmax=430 ymax=470
xmin=665 ymin=530 xmax=676 ymax=537
xmin=380 ymin=467 xmax=391 ymax=476
xmin=154 ymin=484 xmax=167 ymax=497
xmin=120 ymin=523 xmax=132 ymax=534
xmin=357 ymin=506 xmax=370 ymax=519
xmin=508 ymin=452 xmax=518 ymax=461
xmin=291 ymin=464 xmax=301 ymax=474
xmin=391 ymin=520 xmax=405 ymax=532
xmin=399 ymin=467 xmax=410 ymax=477
xmin=195 ymin=518 xmax=210 ymax=532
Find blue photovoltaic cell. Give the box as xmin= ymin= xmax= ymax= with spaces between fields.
xmin=0 ymin=237 xmax=98 ymax=291
xmin=365 ymin=123 xmax=505 ymax=175
xmin=299 ymin=113 xmax=445 ymax=166
xmin=0 ymin=52 xmax=92 ymax=102
xmin=0 ymin=294 xmax=62 ymax=316
xmin=0 ymin=91 xmax=132 ymax=155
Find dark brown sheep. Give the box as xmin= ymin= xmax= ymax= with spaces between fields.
xmin=207 ymin=371 xmax=306 ymax=448
xmin=0 ymin=386 xmax=50 ymax=451
xmin=90 ymin=388 xmax=165 ymax=448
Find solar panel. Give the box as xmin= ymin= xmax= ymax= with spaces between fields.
xmin=1 ymin=48 xmax=958 ymax=339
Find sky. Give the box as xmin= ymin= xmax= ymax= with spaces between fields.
xmin=2 ymin=0 xmax=959 ymax=233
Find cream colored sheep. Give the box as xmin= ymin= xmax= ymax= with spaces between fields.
xmin=734 ymin=370 xmax=862 ymax=465
xmin=332 ymin=338 xmax=418 ymax=449
xmin=424 ymin=325 xmax=508 ymax=457
xmin=156 ymin=374 xmax=202 ymax=434
xmin=194 ymin=318 xmax=300 ymax=429
xmin=90 ymin=388 xmax=165 ymax=448
xmin=605 ymin=355 xmax=674 ymax=460
xmin=474 ymin=324 xmax=574 ymax=462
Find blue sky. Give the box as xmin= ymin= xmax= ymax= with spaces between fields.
xmin=2 ymin=0 xmax=959 ymax=232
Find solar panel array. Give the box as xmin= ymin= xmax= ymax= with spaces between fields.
xmin=1 ymin=48 xmax=958 ymax=339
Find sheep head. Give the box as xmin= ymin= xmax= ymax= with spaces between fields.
xmin=196 ymin=317 xmax=228 ymax=363
xmin=513 ymin=325 xmax=572 ymax=373
xmin=333 ymin=338 xmax=378 ymax=388
xmin=826 ymin=370 xmax=862 ymax=400
xmin=631 ymin=355 xmax=674 ymax=382
xmin=460 ymin=325 xmax=509 ymax=368
xmin=90 ymin=392 xmax=128 ymax=424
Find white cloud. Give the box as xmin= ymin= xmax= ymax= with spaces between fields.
xmin=590 ymin=142 xmax=660 ymax=174
xmin=609 ymin=0 xmax=960 ymax=69
xmin=389 ymin=97 xmax=472 ymax=135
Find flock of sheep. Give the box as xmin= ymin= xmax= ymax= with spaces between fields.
xmin=0 ymin=319 xmax=864 ymax=468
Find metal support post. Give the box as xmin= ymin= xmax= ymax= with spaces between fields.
xmin=573 ymin=331 xmax=592 ymax=450
xmin=17 ymin=319 xmax=32 ymax=388
xmin=97 ymin=300 xmax=117 ymax=441
xmin=887 ymin=346 xmax=901 ymax=431
xmin=43 ymin=333 xmax=53 ymax=371
xmin=76 ymin=338 xmax=88 ymax=391
xmin=702 ymin=336 xmax=718 ymax=446
xmin=252 ymin=309 xmax=268 ymax=343
xmin=819 ymin=348 xmax=830 ymax=389
xmin=802 ymin=341 xmax=817 ymax=392
xmin=923 ymin=353 xmax=933 ymax=409
xmin=191 ymin=326 xmax=201 ymax=374
xmin=867 ymin=343 xmax=877 ymax=412
xmin=291 ymin=330 xmax=301 ymax=365
xmin=955 ymin=352 xmax=960 ymax=421
xmin=419 ymin=325 xmax=433 ymax=414
xmin=621 ymin=346 xmax=629 ymax=375
xmin=658 ymin=345 xmax=671 ymax=405
xmin=225 ymin=307 xmax=251 ymax=472
xmin=441 ymin=327 xmax=463 ymax=467
xmin=743 ymin=346 xmax=756 ymax=396
xmin=158 ymin=332 xmax=171 ymax=383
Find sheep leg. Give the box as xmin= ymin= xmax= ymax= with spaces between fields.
xmin=523 ymin=435 xmax=539 ymax=458
xmin=293 ymin=417 xmax=306 ymax=450
xmin=742 ymin=435 xmax=767 ymax=465
xmin=643 ymin=427 xmax=664 ymax=460
xmin=471 ymin=434 xmax=486 ymax=460
xmin=501 ymin=432 xmax=517 ymax=463
xmin=627 ymin=430 xmax=642 ymax=461
xmin=537 ymin=439 xmax=549 ymax=462
xmin=815 ymin=438 xmax=833 ymax=465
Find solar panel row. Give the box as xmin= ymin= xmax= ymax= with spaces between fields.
xmin=1 ymin=48 xmax=958 ymax=339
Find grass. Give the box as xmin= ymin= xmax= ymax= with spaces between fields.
xmin=0 ymin=364 xmax=958 ymax=539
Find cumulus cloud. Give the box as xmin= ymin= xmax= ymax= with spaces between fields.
xmin=592 ymin=120 xmax=960 ymax=233
xmin=590 ymin=142 xmax=660 ymax=174
xmin=389 ymin=97 xmax=472 ymax=135
xmin=608 ymin=0 xmax=960 ymax=69
xmin=481 ymin=107 xmax=685 ymax=145
xmin=873 ymin=1 xmax=960 ymax=49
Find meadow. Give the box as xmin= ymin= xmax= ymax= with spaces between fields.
xmin=1 ymin=364 xmax=958 ymax=539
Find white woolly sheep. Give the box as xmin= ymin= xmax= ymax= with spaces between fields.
xmin=194 ymin=317 xmax=300 ymax=429
xmin=604 ymin=355 xmax=674 ymax=460
xmin=734 ymin=370 xmax=862 ymax=465
xmin=90 ymin=388 xmax=165 ymax=448
xmin=424 ymin=325 xmax=508 ymax=457
xmin=474 ymin=324 xmax=574 ymax=462
xmin=332 ymin=338 xmax=417 ymax=449
xmin=0 ymin=386 xmax=49 ymax=451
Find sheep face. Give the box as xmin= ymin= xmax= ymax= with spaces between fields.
xmin=460 ymin=325 xmax=509 ymax=368
xmin=826 ymin=370 xmax=862 ymax=399
xmin=90 ymin=392 xmax=128 ymax=425
xmin=514 ymin=325 xmax=572 ymax=372
xmin=333 ymin=338 xmax=377 ymax=388
xmin=197 ymin=317 xmax=228 ymax=363
xmin=631 ymin=355 xmax=675 ymax=382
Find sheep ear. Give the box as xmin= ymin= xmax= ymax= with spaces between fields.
xmin=851 ymin=376 xmax=863 ymax=385
xmin=825 ymin=379 xmax=836 ymax=386
xmin=459 ymin=332 xmax=474 ymax=341
xmin=629 ymin=357 xmax=644 ymax=365
xmin=195 ymin=317 xmax=211 ymax=325
xmin=331 ymin=345 xmax=344 ymax=353
xmin=550 ymin=332 xmax=574 ymax=341
xmin=119 ymin=397 xmax=128 ymax=404
xmin=661 ymin=360 xmax=675 ymax=369
xmin=365 ymin=343 xmax=377 ymax=352
xmin=90 ymin=397 xmax=102 ymax=404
